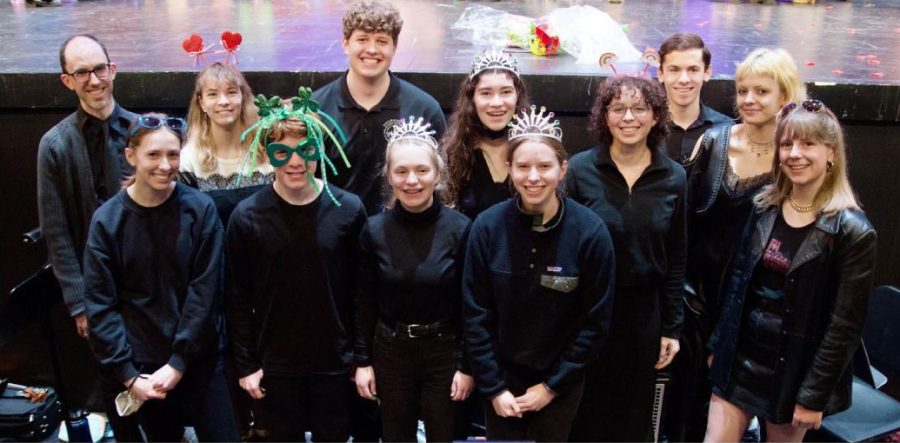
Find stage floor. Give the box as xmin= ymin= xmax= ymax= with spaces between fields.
xmin=0 ymin=0 xmax=898 ymax=86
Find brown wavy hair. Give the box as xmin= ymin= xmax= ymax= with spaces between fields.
xmin=185 ymin=62 xmax=261 ymax=173
xmin=589 ymin=75 xmax=669 ymax=149
xmin=441 ymin=69 xmax=529 ymax=206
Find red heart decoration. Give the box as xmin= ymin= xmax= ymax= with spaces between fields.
xmin=182 ymin=33 xmax=204 ymax=53
xmin=221 ymin=31 xmax=242 ymax=51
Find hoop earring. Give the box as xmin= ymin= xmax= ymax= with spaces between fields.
xmin=826 ymin=161 xmax=833 ymax=172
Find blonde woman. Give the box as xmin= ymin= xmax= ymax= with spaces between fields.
xmin=180 ymin=62 xmax=272 ymax=222
xmin=706 ymin=100 xmax=876 ymax=442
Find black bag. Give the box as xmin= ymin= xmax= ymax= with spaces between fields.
xmin=0 ymin=383 xmax=62 ymax=441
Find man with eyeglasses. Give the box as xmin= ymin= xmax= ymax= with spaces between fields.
xmin=36 ymin=34 xmax=141 ymax=441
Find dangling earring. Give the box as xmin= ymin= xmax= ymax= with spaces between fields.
xmin=826 ymin=161 xmax=833 ymax=172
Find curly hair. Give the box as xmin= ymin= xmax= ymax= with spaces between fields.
xmin=185 ymin=62 xmax=261 ymax=173
xmin=441 ymin=69 xmax=529 ymax=206
xmin=342 ymin=0 xmax=403 ymax=43
xmin=589 ymin=75 xmax=670 ymax=149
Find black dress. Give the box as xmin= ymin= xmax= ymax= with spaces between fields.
xmin=716 ymin=212 xmax=813 ymax=423
xmin=457 ymin=150 xmax=511 ymax=220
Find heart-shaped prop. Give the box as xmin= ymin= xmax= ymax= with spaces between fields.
xmin=221 ymin=31 xmax=243 ymax=64
xmin=182 ymin=33 xmax=204 ymax=53
xmin=221 ymin=31 xmax=242 ymax=50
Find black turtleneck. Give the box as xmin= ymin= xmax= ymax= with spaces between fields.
xmin=354 ymin=201 xmax=472 ymax=366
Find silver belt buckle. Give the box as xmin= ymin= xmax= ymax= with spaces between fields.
xmin=407 ymin=324 xmax=421 ymax=338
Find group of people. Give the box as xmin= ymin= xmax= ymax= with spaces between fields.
xmin=35 ymin=1 xmax=877 ymax=442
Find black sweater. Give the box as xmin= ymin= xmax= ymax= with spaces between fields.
xmin=566 ymin=146 xmax=687 ymax=340
xmin=225 ymin=184 xmax=367 ymax=377
xmin=83 ymin=183 xmax=224 ymax=383
xmin=463 ymin=197 xmax=616 ymax=396
xmin=354 ymin=202 xmax=471 ymax=366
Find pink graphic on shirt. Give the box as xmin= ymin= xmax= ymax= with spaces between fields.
xmin=763 ymin=238 xmax=791 ymax=274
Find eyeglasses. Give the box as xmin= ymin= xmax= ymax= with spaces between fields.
xmin=779 ymin=99 xmax=825 ymax=119
xmin=127 ymin=116 xmax=187 ymax=138
xmin=608 ymin=104 xmax=652 ymax=118
xmin=64 ymin=63 xmax=113 ymax=84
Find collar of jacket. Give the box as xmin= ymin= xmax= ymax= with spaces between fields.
xmin=751 ymin=207 xmax=841 ymax=274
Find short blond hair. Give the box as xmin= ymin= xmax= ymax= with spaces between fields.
xmin=735 ymin=48 xmax=806 ymax=104
xmin=342 ymin=0 xmax=403 ymax=43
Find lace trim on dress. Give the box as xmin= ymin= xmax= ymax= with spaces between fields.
xmin=188 ymin=170 xmax=275 ymax=192
xmin=723 ymin=161 xmax=771 ymax=196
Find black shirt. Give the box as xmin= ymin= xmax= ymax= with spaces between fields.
xmin=663 ymin=103 xmax=732 ymax=164
xmin=566 ymin=145 xmax=687 ymax=339
xmin=83 ymin=183 xmax=224 ymax=383
xmin=354 ymin=202 xmax=471 ymax=365
xmin=75 ymin=105 xmax=134 ymax=206
xmin=751 ymin=211 xmax=814 ymax=300
xmin=225 ymin=184 xmax=367 ymax=377
xmin=312 ymin=71 xmax=447 ymax=215
xmin=458 ymin=150 xmax=512 ymax=220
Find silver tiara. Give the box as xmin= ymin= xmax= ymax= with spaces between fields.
xmin=385 ymin=116 xmax=438 ymax=150
xmin=508 ymin=105 xmax=562 ymax=142
xmin=470 ymin=50 xmax=519 ymax=78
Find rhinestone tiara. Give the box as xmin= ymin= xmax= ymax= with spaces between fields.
xmin=470 ymin=50 xmax=519 ymax=78
xmin=385 ymin=116 xmax=438 ymax=150
xmin=508 ymin=105 xmax=562 ymax=142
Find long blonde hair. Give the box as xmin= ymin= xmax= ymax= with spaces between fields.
xmin=753 ymin=103 xmax=860 ymax=215
xmin=185 ymin=62 xmax=260 ymax=173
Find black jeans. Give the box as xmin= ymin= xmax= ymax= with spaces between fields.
xmin=260 ymin=372 xmax=352 ymax=442
xmin=485 ymin=376 xmax=584 ymax=442
xmin=373 ymin=322 xmax=459 ymax=442
xmin=136 ymin=354 xmax=240 ymax=442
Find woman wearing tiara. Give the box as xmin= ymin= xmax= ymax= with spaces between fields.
xmin=180 ymin=62 xmax=273 ymax=223
xmin=463 ymin=106 xmax=615 ymax=442
xmin=353 ymin=116 xmax=474 ymax=442
xmin=443 ymin=50 xmax=530 ymax=219
xmin=705 ymin=100 xmax=876 ymax=442
xmin=567 ymin=75 xmax=686 ymax=442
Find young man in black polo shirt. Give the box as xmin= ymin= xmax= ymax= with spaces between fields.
xmin=657 ymin=33 xmax=732 ymax=164
xmin=313 ymin=0 xmax=447 ymax=215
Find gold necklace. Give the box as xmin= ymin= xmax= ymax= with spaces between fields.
xmin=788 ymin=194 xmax=816 ymax=213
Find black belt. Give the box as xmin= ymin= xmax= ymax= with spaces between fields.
xmin=378 ymin=319 xmax=455 ymax=339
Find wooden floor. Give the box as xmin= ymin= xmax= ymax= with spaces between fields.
xmin=0 ymin=0 xmax=897 ymax=85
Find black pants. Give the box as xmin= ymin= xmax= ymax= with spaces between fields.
xmin=570 ymin=359 xmax=656 ymax=442
xmin=260 ymin=372 xmax=351 ymax=442
xmin=664 ymin=298 xmax=711 ymax=442
xmin=374 ymin=322 xmax=459 ymax=442
xmin=485 ymin=376 xmax=584 ymax=442
xmin=136 ymin=354 xmax=240 ymax=442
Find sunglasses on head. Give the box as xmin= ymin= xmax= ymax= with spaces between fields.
xmin=779 ymin=99 xmax=825 ymax=119
xmin=127 ymin=116 xmax=187 ymax=138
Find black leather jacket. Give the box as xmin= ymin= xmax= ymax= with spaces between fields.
xmin=709 ymin=205 xmax=877 ymax=418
